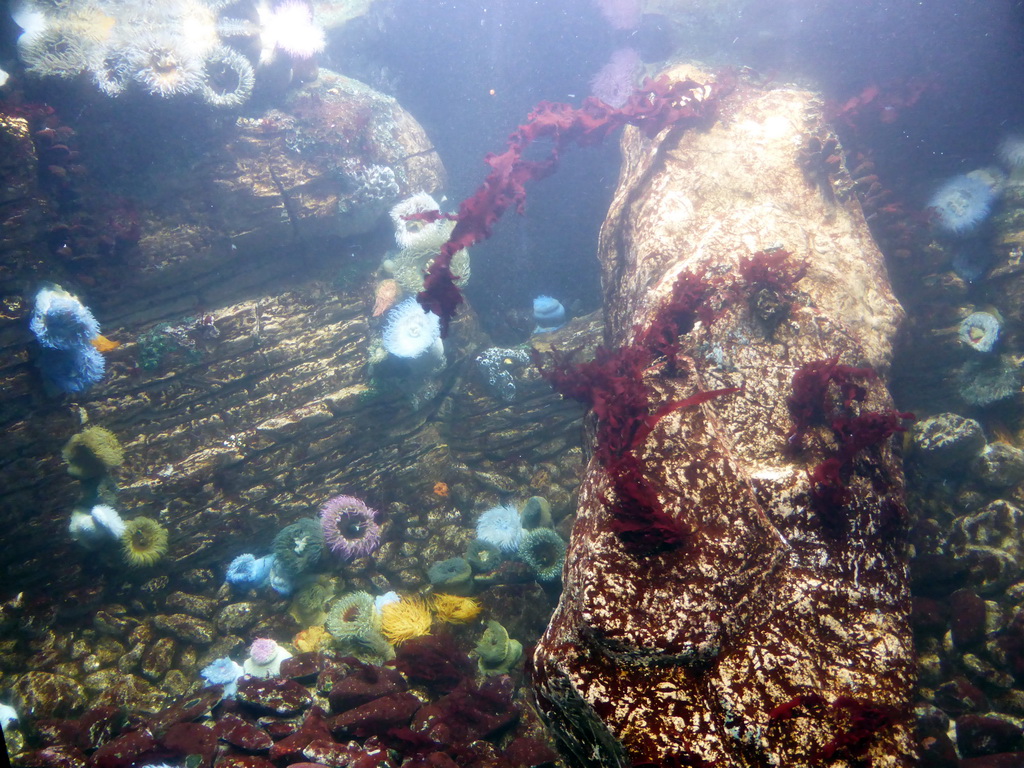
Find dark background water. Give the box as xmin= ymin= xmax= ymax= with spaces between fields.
xmin=2 ymin=0 xmax=1024 ymax=337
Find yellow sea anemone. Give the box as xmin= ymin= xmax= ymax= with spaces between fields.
xmin=121 ymin=517 xmax=168 ymax=567
xmin=379 ymin=596 xmax=432 ymax=645
xmin=431 ymin=593 xmax=482 ymax=624
xmin=293 ymin=625 xmax=330 ymax=653
xmin=62 ymin=426 xmax=124 ymax=479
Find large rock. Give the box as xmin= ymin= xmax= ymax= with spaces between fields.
xmin=532 ymin=66 xmax=915 ymax=766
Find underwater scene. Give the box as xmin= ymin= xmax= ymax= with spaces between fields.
xmin=2 ymin=0 xmax=1024 ymax=766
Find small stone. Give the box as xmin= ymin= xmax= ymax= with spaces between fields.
xmin=912 ymin=413 xmax=986 ymax=470
xmin=153 ymin=614 xmax=216 ymax=644
xmin=216 ymin=602 xmax=262 ymax=634
xmin=956 ymin=714 xmax=1024 ymax=758
xmin=215 ymin=713 xmax=274 ymax=752
xmin=13 ymin=672 xmax=86 ymax=718
xmin=77 ymin=705 xmax=125 ymax=751
xmin=163 ymin=669 xmax=195 ymax=699
xmin=166 ymin=591 xmax=219 ymax=619
xmin=94 ymin=637 xmax=126 ymax=667
xmin=93 ymin=610 xmax=136 ymax=638
xmin=327 ymin=665 xmax=407 ymax=713
xmin=946 ymin=501 xmax=1024 ymax=593
xmin=973 ymin=443 xmax=1024 ymax=488
xmin=148 ymin=688 xmax=224 ymax=733
xmin=303 ymin=740 xmax=361 ymax=767
xmin=81 ymin=655 xmax=103 ymax=674
xmin=237 ymin=677 xmax=313 ymax=716
xmin=951 ymin=590 xmax=988 ymax=649
xmin=116 ymin=643 xmax=144 ymax=674
xmin=141 ymin=637 xmax=176 ymax=681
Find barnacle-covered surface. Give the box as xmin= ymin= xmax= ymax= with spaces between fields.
xmin=532 ymin=65 xmax=914 ymax=766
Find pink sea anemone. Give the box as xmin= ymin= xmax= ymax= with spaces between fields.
xmin=590 ymin=48 xmax=642 ymax=109
xmin=319 ymin=494 xmax=382 ymax=561
xmin=249 ymin=638 xmax=279 ymax=665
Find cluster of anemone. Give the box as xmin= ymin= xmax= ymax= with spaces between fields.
xmin=319 ymin=494 xmax=383 ymax=560
xmin=10 ymin=0 xmax=326 ymax=106
xmin=29 ymin=286 xmax=105 ymax=394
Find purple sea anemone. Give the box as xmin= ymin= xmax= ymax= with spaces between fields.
xmin=590 ymin=48 xmax=641 ymax=109
xmin=319 ymin=495 xmax=382 ymax=560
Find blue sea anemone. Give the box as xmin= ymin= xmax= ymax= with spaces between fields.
xmin=225 ymin=553 xmax=274 ymax=590
xmin=268 ymin=559 xmax=295 ymax=596
xmin=532 ymin=295 xmax=566 ymax=334
xmin=30 ymin=286 xmax=100 ymax=350
xmin=927 ymin=174 xmax=998 ymax=235
xmin=37 ymin=345 xmax=106 ymax=394
xmin=382 ymin=297 xmax=442 ymax=359
xmin=475 ymin=505 xmax=524 ymax=554
xmin=959 ymin=311 xmax=1001 ymax=353
xmin=200 ymin=656 xmax=244 ymax=699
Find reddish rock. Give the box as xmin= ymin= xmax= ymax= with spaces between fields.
xmin=279 ymin=652 xmax=325 ymax=681
xmin=17 ymin=746 xmax=88 ymax=768
xmin=950 ymin=590 xmax=988 ymax=649
xmin=302 ymin=739 xmax=361 ymax=767
xmin=327 ymin=664 xmax=407 ymax=712
xmin=215 ymin=714 xmax=273 ymax=752
xmin=413 ymin=679 xmax=517 ymax=744
xmin=162 ymin=722 xmax=218 ymax=768
xmin=344 ymin=737 xmax=398 ymax=768
xmin=934 ymin=678 xmax=988 ymax=716
xmin=957 ymin=715 xmax=1024 ymax=758
xmin=34 ymin=719 xmax=82 ymax=749
xmin=88 ymin=728 xmax=158 ymax=768
xmin=237 ymin=677 xmax=312 ymax=716
xmin=911 ymin=597 xmax=950 ymax=637
xmin=268 ymin=708 xmax=332 ymax=762
xmin=214 ymin=756 xmax=278 ymax=768
xmin=148 ymin=687 xmax=224 ymax=733
xmin=76 ymin=706 xmax=126 ymax=751
xmin=503 ymin=736 xmax=559 ymax=767
xmin=259 ymin=718 xmax=299 ymax=739
xmin=331 ymin=691 xmax=421 ymax=738
xmin=960 ymin=754 xmax=1024 ymax=768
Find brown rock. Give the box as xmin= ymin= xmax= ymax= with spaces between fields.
xmin=165 ymin=591 xmax=219 ymax=619
xmin=13 ymin=671 xmax=86 ymax=718
xmin=93 ymin=674 xmax=167 ymax=715
xmin=140 ymin=637 xmax=176 ymax=681
xmin=216 ymin=603 xmax=262 ymax=634
xmin=215 ymin=756 xmax=278 ymax=768
xmin=153 ymin=614 xmax=216 ymax=644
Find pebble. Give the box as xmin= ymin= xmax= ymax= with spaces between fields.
xmin=153 ymin=614 xmax=216 ymax=644
xmin=216 ymin=602 xmax=262 ymax=633
xmin=141 ymin=637 xmax=176 ymax=681
xmin=166 ymin=591 xmax=219 ymax=619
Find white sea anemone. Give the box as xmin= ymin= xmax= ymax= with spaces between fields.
xmin=90 ymin=504 xmax=126 ymax=538
xmin=998 ymin=133 xmax=1024 ymax=169
xmin=11 ymin=1 xmax=48 ymax=47
xmin=390 ymin=192 xmax=446 ymax=250
xmin=256 ymin=0 xmax=326 ymax=64
xmin=19 ymin=25 xmax=91 ymax=78
xmin=927 ymin=173 xmax=999 ymax=235
xmin=382 ymin=297 xmax=442 ymax=359
xmin=132 ymin=43 xmax=204 ymax=97
xmin=200 ymin=46 xmax=255 ymax=107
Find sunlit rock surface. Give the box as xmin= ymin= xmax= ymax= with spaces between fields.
xmin=532 ymin=66 xmax=915 ymax=766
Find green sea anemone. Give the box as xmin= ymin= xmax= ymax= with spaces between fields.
xmin=62 ymin=426 xmax=124 ymax=479
xmin=272 ymin=518 xmax=324 ymax=576
xmin=519 ymin=528 xmax=566 ymax=583
xmin=427 ymin=557 xmax=473 ymax=596
xmin=475 ymin=619 xmax=522 ymax=676
xmin=465 ymin=539 xmax=501 ymax=574
xmin=326 ymin=591 xmax=392 ymax=663
xmin=121 ymin=517 xmax=168 ymax=567
xmin=520 ymin=496 xmax=552 ymax=529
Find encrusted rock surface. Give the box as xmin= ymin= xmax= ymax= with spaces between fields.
xmin=532 ymin=66 xmax=914 ymax=766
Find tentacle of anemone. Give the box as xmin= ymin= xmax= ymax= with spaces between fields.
xmin=90 ymin=47 xmax=132 ymax=96
xmin=131 ymin=43 xmax=205 ymax=98
xmin=20 ymin=25 xmax=90 ymax=78
xmin=200 ymin=46 xmax=255 ymax=108
xmin=216 ymin=18 xmax=258 ymax=38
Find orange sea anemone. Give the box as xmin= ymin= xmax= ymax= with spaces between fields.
xmin=433 ymin=481 xmax=449 ymax=497
xmin=431 ymin=593 xmax=481 ymax=624
xmin=121 ymin=516 xmax=168 ymax=567
xmin=380 ymin=596 xmax=432 ymax=645
xmin=293 ymin=625 xmax=330 ymax=653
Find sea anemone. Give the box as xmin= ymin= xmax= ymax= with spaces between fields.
xmin=465 ymin=539 xmax=502 ymax=573
xmin=256 ymin=0 xmax=326 ymax=63
xmin=427 ymin=557 xmax=474 ymax=596
xmin=131 ymin=44 xmax=204 ymax=97
xmin=380 ymin=596 xmax=433 ymax=645
xmin=520 ymin=496 xmax=553 ymax=529
xmin=272 ymin=518 xmax=324 ymax=576
xmin=37 ymin=346 xmax=106 ymax=394
xmin=290 ymin=580 xmax=331 ymax=625
xmin=475 ymin=505 xmax=524 ymax=554
xmin=474 ymin=620 xmax=522 ymax=676
xmin=225 ymin=553 xmax=274 ymax=589
xmin=268 ymin=558 xmax=295 ymax=596
xmin=431 ymin=593 xmax=482 ymax=624
xmin=532 ymin=295 xmax=566 ymax=334
xmin=389 ymin=192 xmax=445 ymax=249
xmin=293 ymin=625 xmax=330 ymax=653
xmin=959 ymin=311 xmax=1002 ymax=353
xmin=69 ymin=510 xmax=104 ymax=548
xmin=243 ymin=638 xmax=292 ymax=677
xmin=998 ymin=134 xmax=1024 ymax=169
xmin=927 ymin=173 xmax=999 ymax=235
xmin=375 ymin=591 xmax=400 ymax=612
xmin=90 ymin=504 xmax=126 ymax=539
xmin=382 ymin=297 xmax=443 ymax=360
xmin=326 ymin=591 xmax=392 ymax=662
xmin=30 ymin=286 xmax=100 ymax=350
xmin=63 ymin=426 xmax=124 ymax=479
xmin=200 ymin=656 xmax=244 ymax=699
xmin=319 ymin=495 xmax=382 ymax=561
xmin=518 ymin=528 xmax=567 ymax=583
xmin=18 ymin=24 xmax=91 ymax=79
xmin=121 ymin=517 xmax=168 ymax=567
xmin=0 ymin=702 xmax=18 ymax=733
xmin=200 ymin=46 xmax=255 ymax=108
xmin=590 ymin=47 xmax=641 ymax=109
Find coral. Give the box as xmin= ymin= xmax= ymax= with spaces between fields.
xmin=255 ymin=0 xmax=326 ymax=63
xmin=380 ymin=596 xmax=433 ymax=645
xmin=225 ymin=553 xmax=273 ymax=590
xmin=382 ymin=297 xmax=443 ymax=360
xmin=958 ymin=311 xmax=1001 ymax=353
xmin=465 ymin=539 xmax=502 ymax=574
xmin=37 ymin=346 xmax=106 ymax=394
xmin=292 ymin=625 xmax=330 ymax=653
xmin=121 ymin=517 xmax=168 ymax=567
xmin=474 ymin=620 xmax=522 ymax=676
xmin=590 ymin=48 xmax=642 ymax=109
xmin=243 ymin=638 xmax=292 ymax=678
xmin=271 ymin=518 xmax=324 ymax=577
xmin=200 ymin=657 xmax=244 ymax=699
xmin=30 ymin=286 xmax=99 ymax=350
xmin=319 ymin=495 xmax=382 ymax=561
xmin=532 ymin=295 xmax=566 ymax=334
xmin=62 ymin=426 xmax=124 ymax=479
xmin=427 ymin=558 xmax=474 ymax=596
xmin=519 ymin=496 xmax=552 ymax=529
xmin=928 ymin=173 xmax=998 ymax=235
xmin=475 ymin=505 xmax=524 ymax=554
xmin=518 ymin=528 xmax=566 ymax=583
xmin=416 ymin=75 xmax=720 ymax=333
xmin=431 ymin=594 xmax=482 ymax=624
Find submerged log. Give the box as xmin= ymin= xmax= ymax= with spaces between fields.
xmin=532 ymin=65 xmax=915 ymax=767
